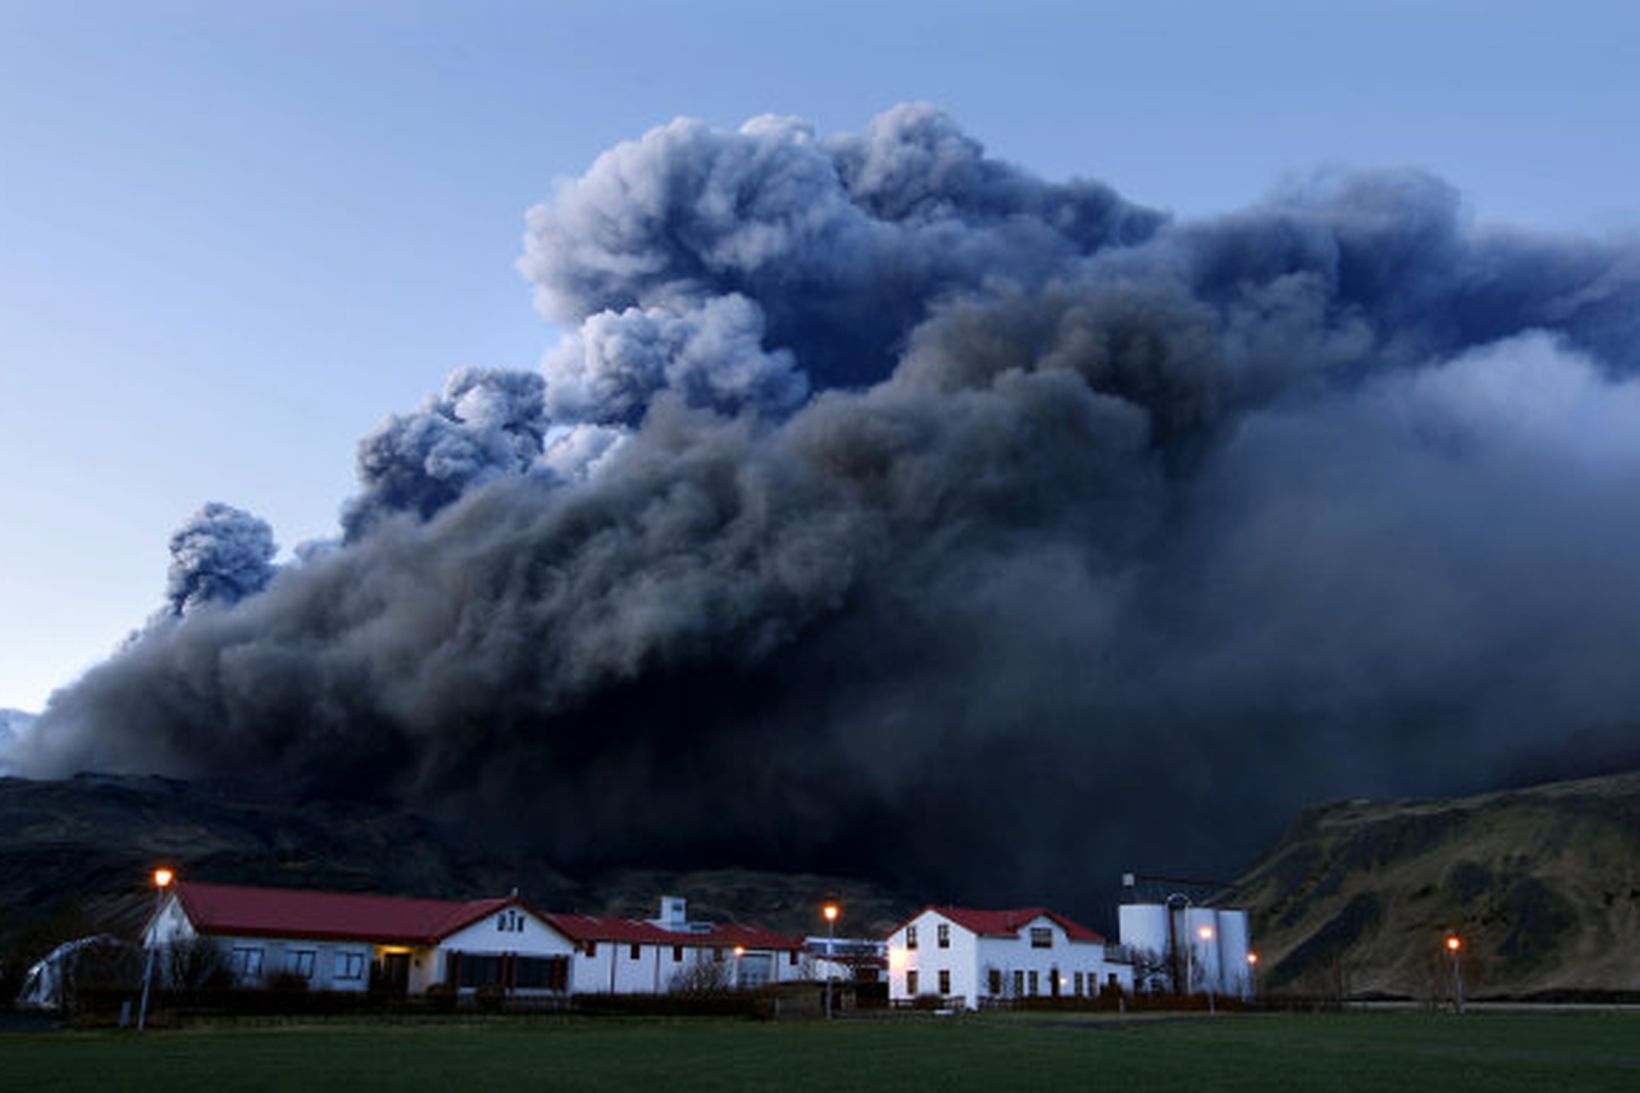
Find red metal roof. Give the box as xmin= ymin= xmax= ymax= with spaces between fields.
xmin=174 ymin=882 xmax=527 ymax=946
xmin=897 ymin=906 xmax=1107 ymax=944
xmin=542 ymin=913 xmax=803 ymax=952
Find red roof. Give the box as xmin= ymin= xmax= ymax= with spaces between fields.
xmin=543 ymin=913 xmax=803 ymax=952
xmin=173 ymin=882 xmax=527 ymax=945
xmin=169 ymin=882 xmax=805 ymax=952
xmin=897 ymin=906 xmax=1107 ymax=944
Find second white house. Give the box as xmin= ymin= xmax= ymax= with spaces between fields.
xmin=886 ymin=906 xmax=1133 ymax=1009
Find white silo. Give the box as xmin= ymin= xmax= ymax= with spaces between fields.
xmin=1182 ymin=906 xmax=1222 ymax=996
xmin=1213 ymin=909 xmax=1252 ymax=999
xmin=1117 ymin=903 xmax=1172 ymax=993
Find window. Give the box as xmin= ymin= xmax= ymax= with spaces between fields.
xmin=627 ymin=943 xmax=639 ymax=961
xmin=1030 ymin=927 xmax=1053 ymax=949
xmin=789 ymin=950 xmax=799 ymax=966
xmin=515 ymin=956 xmax=569 ymax=991
xmin=286 ymin=950 xmax=315 ymax=979
xmin=906 ymin=970 xmax=919 ymax=996
xmin=937 ymin=923 xmax=950 ymax=949
xmin=1027 ymin=970 xmax=1039 ymax=996
xmin=496 ymin=910 xmax=525 ymax=933
xmin=987 ymin=968 xmax=1002 ymax=995
xmin=584 ymin=941 xmax=597 ymax=957
xmin=457 ymin=954 xmax=502 ymax=988
xmin=673 ymin=946 xmax=684 ymax=963
xmin=230 ymin=946 xmax=264 ymax=980
xmin=938 ymin=970 xmax=951 ymax=995
xmin=713 ymin=947 xmax=724 ymax=963
xmin=333 ymin=951 xmax=364 ymax=981
xmin=906 ymin=925 xmax=918 ymax=950
xmin=1074 ymin=972 xmax=1084 ymax=997
xmin=1012 ymin=970 xmax=1024 ymax=997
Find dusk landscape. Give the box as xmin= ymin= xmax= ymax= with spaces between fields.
xmin=2 ymin=3 xmax=1637 ymax=1089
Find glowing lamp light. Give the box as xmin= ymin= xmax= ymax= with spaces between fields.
xmin=822 ymin=902 xmax=840 ymax=923
xmin=1246 ymin=952 xmax=1259 ymax=966
xmin=1197 ymin=925 xmax=1214 ymax=941
xmin=733 ymin=946 xmax=746 ymax=958
xmin=1446 ymin=935 xmax=1462 ymax=953
xmin=153 ymin=868 xmax=175 ymax=889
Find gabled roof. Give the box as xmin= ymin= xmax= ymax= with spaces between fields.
xmin=542 ymin=913 xmax=803 ymax=952
xmin=171 ymin=882 xmax=535 ymax=946
xmin=894 ymin=906 xmax=1107 ymax=944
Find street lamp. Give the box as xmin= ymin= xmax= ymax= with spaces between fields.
xmin=1445 ymin=934 xmax=1464 ymax=1014
xmin=822 ymin=901 xmax=840 ymax=1019
xmin=137 ymin=867 xmax=175 ymax=1031
xmin=1246 ymin=951 xmax=1259 ymax=1000
xmin=733 ymin=945 xmax=745 ymax=990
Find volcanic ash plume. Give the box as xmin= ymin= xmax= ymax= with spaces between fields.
xmin=20 ymin=105 xmax=1640 ymax=910
xmin=162 ymin=502 xmax=278 ymax=618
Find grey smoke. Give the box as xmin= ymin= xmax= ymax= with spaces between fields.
xmin=344 ymin=368 xmax=548 ymax=538
xmin=162 ymin=503 xmax=278 ymax=618
xmin=20 ymin=106 xmax=1640 ymax=913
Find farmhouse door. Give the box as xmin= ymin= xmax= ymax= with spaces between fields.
xmin=379 ymin=952 xmax=411 ymax=995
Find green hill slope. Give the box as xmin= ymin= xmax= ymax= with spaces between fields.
xmin=1234 ymin=771 xmax=1640 ymax=998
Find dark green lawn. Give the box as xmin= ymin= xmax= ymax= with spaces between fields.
xmin=2 ymin=1012 xmax=1636 ymax=1092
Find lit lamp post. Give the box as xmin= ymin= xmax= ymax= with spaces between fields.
xmin=733 ymin=945 xmax=746 ymax=990
xmin=137 ymin=867 xmax=175 ymax=1031
xmin=1246 ymin=951 xmax=1259 ymax=1001
xmin=1197 ymin=924 xmax=1216 ymax=1014
xmin=822 ymin=901 xmax=840 ymax=1019
xmin=1445 ymin=934 xmax=1464 ymax=1015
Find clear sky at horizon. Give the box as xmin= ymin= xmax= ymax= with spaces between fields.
xmin=3 ymin=0 xmax=1638 ymax=712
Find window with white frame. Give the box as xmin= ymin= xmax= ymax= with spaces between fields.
xmin=333 ymin=951 xmax=365 ymax=980
xmin=906 ymin=924 xmax=918 ymax=950
xmin=1030 ymin=927 xmax=1053 ymax=949
xmin=936 ymin=923 xmax=950 ymax=949
xmin=286 ymin=950 xmax=316 ymax=979
xmin=230 ymin=946 xmax=264 ymax=980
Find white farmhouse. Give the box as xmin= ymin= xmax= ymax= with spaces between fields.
xmin=885 ymin=906 xmax=1133 ymax=1010
xmin=546 ymin=906 xmax=806 ymax=994
xmin=143 ymin=882 xmax=805 ymax=998
xmin=144 ymin=881 xmax=576 ymax=996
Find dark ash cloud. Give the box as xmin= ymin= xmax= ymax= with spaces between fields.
xmin=162 ymin=502 xmax=278 ymax=618
xmin=19 ymin=106 xmax=1640 ymax=915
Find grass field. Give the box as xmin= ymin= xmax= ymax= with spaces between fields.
xmin=2 ymin=1012 xmax=1637 ymax=1092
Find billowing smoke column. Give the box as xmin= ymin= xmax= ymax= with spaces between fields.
xmin=20 ymin=105 xmax=1640 ymax=911
xmin=162 ymin=502 xmax=278 ymax=618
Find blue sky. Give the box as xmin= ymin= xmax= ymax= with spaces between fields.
xmin=2 ymin=0 xmax=1637 ymax=712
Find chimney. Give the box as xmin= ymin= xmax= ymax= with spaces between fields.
xmin=658 ymin=896 xmax=688 ymax=930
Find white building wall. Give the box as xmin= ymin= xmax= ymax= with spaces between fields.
xmin=889 ymin=911 xmax=1131 ymax=1009
xmin=143 ymin=893 xmax=198 ymax=948
xmin=973 ymin=920 xmax=1114 ymax=1005
xmin=1214 ymin=909 xmax=1252 ymax=999
xmin=433 ymin=905 xmax=576 ymax=994
xmin=1117 ymin=902 xmax=1252 ymax=997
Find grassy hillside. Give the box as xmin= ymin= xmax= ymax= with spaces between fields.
xmin=1234 ymin=771 xmax=1640 ymax=998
